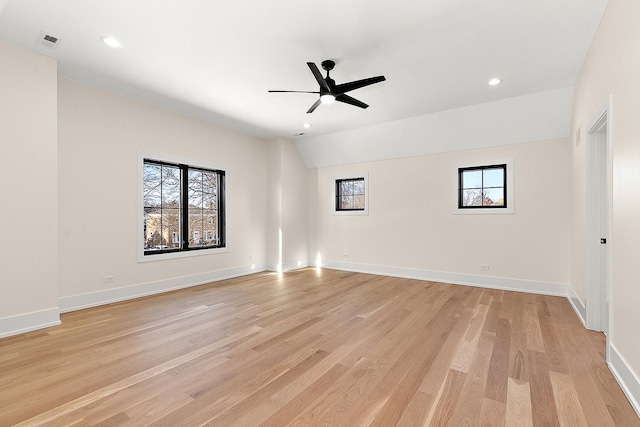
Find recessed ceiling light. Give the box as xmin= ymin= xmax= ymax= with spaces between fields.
xmin=303 ymin=123 xmax=312 ymax=129
xmin=101 ymin=36 xmax=123 ymax=48
xmin=488 ymin=78 xmax=501 ymax=86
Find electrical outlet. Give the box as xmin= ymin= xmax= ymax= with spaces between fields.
xmin=479 ymin=265 xmax=490 ymax=271
xmin=342 ymin=253 xmax=349 ymax=259
xmin=103 ymin=275 xmax=115 ymax=284
xmin=249 ymin=255 xmax=254 ymax=261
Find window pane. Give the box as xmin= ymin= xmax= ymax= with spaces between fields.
xmin=144 ymin=208 xmax=159 ymax=249
xmin=483 ymin=168 xmax=504 ymax=188
xmin=353 ymin=194 xmax=365 ymax=209
xmin=162 ymin=208 xmax=181 ymax=248
xmin=203 ymin=215 xmax=218 ymax=245
xmin=340 ymin=180 xmax=354 ymax=196
xmin=340 ymin=196 xmax=353 ymax=210
xmin=161 ymin=166 xmax=180 ymax=208
xmin=143 ymin=164 xmax=162 ymax=207
xmin=483 ymin=188 xmax=504 ymax=206
xmin=189 ymin=211 xmax=203 ymax=247
xmin=352 ymin=179 xmax=365 ymax=195
xmin=203 ymin=193 xmax=217 ymax=211
xmin=203 ymin=171 xmax=217 ymax=195
xmin=461 ymin=170 xmax=482 ymax=189
xmin=188 ymin=169 xmax=203 ymax=208
xmin=461 ymin=189 xmax=483 ymax=206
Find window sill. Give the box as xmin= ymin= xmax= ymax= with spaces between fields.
xmin=138 ymin=246 xmax=229 ymax=263
xmin=453 ymin=206 xmax=514 ymax=215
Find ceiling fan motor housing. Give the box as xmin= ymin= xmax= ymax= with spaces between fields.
xmin=321 ymin=60 xmax=336 ymax=72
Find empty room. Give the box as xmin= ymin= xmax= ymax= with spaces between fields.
xmin=1 ymin=0 xmax=640 ymax=425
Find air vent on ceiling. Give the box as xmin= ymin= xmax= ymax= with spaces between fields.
xmin=37 ymin=32 xmax=61 ymax=49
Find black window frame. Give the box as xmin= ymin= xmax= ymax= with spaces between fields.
xmin=335 ymin=177 xmax=366 ymax=212
xmin=458 ymin=164 xmax=507 ymax=209
xmin=143 ymin=158 xmax=225 ymax=256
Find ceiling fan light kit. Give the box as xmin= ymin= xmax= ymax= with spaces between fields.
xmin=269 ymin=59 xmax=385 ymax=114
xmin=320 ymin=94 xmax=336 ymax=104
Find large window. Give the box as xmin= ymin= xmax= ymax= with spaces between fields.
xmin=143 ymin=159 xmax=225 ymax=255
xmin=458 ymin=164 xmax=506 ymax=209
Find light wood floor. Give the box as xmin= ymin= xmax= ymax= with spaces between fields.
xmin=1 ymin=269 xmax=638 ymax=426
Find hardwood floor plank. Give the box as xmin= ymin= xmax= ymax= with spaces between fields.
xmin=479 ymin=397 xmax=506 ymax=427
xmin=506 ymin=377 xmax=534 ymax=427
xmin=528 ymin=349 xmax=561 ymax=427
xmin=448 ymin=331 xmax=495 ymax=426
xmin=0 ymin=268 xmax=637 ymax=426
xmin=424 ymin=368 xmax=467 ymax=426
xmin=202 ymin=349 xmax=330 ymax=426
xmin=564 ymin=351 xmax=616 ymax=427
xmin=119 ymin=389 xmax=194 ymax=426
xmin=415 ymin=303 xmax=473 ymax=397
xmin=450 ymin=304 xmax=489 ymax=373
xmin=537 ymin=303 xmax=569 ymax=375
xmin=258 ymin=363 xmax=350 ymax=427
xmin=507 ymin=295 xmax=529 ymax=385
xmin=524 ymin=301 xmax=545 ymax=353
xmin=550 ymin=371 xmax=589 ymax=427
xmin=485 ymin=317 xmax=511 ymax=403
xmin=482 ymin=299 xmax=501 ymax=334
xmin=395 ymin=391 xmax=434 ymax=427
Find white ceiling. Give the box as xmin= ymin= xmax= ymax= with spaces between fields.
xmin=0 ymin=0 xmax=608 ymax=140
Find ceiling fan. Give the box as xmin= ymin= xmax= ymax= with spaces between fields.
xmin=269 ymin=60 xmax=386 ymax=113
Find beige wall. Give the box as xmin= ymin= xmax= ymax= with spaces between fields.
xmin=57 ymin=78 xmax=268 ymax=304
xmin=266 ymin=137 xmax=308 ymax=271
xmin=0 ymin=41 xmax=59 ymax=330
xmin=310 ymin=138 xmax=571 ymax=286
xmin=570 ymin=0 xmax=640 ymax=384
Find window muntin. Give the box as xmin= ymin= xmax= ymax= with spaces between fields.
xmin=143 ymin=159 xmax=224 ymax=254
xmin=458 ymin=164 xmax=506 ymax=208
xmin=336 ymin=178 xmax=365 ymax=211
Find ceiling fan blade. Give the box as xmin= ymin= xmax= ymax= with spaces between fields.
xmin=268 ymin=90 xmax=320 ymax=94
xmin=334 ymin=76 xmax=386 ymax=94
xmin=336 ymin=94 xmax=369 ymax=109
xmin=306 ymin=98 xmax=322 ymax=114
xmin=307 ymin=62 xmax=331 ymax=91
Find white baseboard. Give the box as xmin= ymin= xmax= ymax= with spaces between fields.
xmin=567 ymin=285 xmax=587 ymax=326
xmin=0 ymin=307 xmax=61 ymax=339
xmin=322 ymin=260 xmax=568 ymax=296
xmin=59 ymin=263 xmax=268 ymax=313
xmin=609 ymin=344 xmax=640 ymax=418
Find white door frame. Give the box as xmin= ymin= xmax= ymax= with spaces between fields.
xmin=585 ymin=96 xmax=612 ymax=353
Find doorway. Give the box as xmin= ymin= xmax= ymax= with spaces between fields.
xmin=585 ymin=97 xmax=612 ymax=347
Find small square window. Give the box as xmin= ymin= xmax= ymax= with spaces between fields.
xmin=458 ymin=164 xmax=507 ymax=209
xmin=336 ymin=178 xmax=366 ymax=211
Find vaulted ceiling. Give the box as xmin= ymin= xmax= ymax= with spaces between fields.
xmin=0 ymin=0 xmax=608 ymax=140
